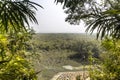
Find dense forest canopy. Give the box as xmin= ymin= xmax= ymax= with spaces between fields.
xmin=55 ymin=0 xmax=120 ymax=39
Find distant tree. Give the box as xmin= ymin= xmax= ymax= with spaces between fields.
xmin=55 ymin=0 xmax=120 ymax=39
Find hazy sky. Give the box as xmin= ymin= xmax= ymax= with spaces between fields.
xmin=31 ymin=0 xmax=86 ymax=33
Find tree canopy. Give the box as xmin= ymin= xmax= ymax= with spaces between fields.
xmin=55 ymin=0 xmax=120 ymax=39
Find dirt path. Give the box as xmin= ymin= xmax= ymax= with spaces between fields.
xmin=51 ymin=71 xmax=89 ymax=80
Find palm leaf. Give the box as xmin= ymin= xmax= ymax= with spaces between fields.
xmin=0 ymin=0 xmax=42 ymax=32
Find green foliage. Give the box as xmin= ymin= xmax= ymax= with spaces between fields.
xmin=55 ymin=1 xmax=120 ymax=79
xmin=0 ymin=0 xmax=42 ymax=32
xmin=89 ymin=38 xmax=120 ymax=80
xmin=0 ymin=0 xmax=41 ymax=80
xmin=55 ymin=0 xmax=120 ymax=39
xmin=31 ymin=34 xmax=100 ymax=63
xmin=0 ymin=32 xmax=37 ymax=80
xmin=29 ymin=33 xmax=101 ymax=80
xmin=0 ymin=55 xmax=36 ymax=80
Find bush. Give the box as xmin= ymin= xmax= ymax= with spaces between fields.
xmin=0 ymin=32 xmax=37 ymax=80
xmin=89 ymin=38 xmax=120 ymax=80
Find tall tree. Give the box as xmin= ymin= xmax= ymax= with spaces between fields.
xmin=55 ymin=0 xmax=120 ymax=39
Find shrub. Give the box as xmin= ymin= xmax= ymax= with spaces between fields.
xmin=0 ymin=32 xmax=37 ymax=80
xmin=89 ymin=38 xmax=120 ymax=80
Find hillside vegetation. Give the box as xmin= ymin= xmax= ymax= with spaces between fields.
xmin=28 ymin=33 xmax=101 ymax=80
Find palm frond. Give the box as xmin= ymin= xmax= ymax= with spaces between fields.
xmin=0 ymin=0 xmax=43 ymax=32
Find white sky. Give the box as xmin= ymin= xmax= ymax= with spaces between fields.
xmin=31 ymin=0 xmax=86 ymax=33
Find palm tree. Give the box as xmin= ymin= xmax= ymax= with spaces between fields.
xmin=0 ymin=0 xmax=43 ymax=32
